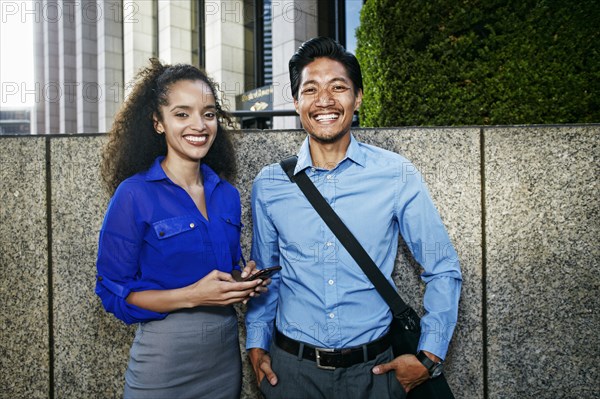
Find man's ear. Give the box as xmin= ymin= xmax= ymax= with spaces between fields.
xmin=354 ymin=89 xmax=363 ymax=111
xmin=153 ymin=113 xmax=163 ymax=134
xmin=294 ymin=98 xmax=299 ymax=114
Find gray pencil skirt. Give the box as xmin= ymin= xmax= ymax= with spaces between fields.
xmin=123 ymin=306 xmax=242 ymax=399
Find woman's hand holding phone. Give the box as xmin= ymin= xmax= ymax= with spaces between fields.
xmin=233 ymin=261 xmax=276 ymax=302
xmin=243 ymin=266 xmax=282 ymax=281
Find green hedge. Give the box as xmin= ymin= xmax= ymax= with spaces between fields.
xmin=356 ymin=0 xmax=600 ymax=126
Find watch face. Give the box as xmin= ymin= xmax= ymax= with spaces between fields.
xmin=431 ymin=363 xmax=444 ymax=378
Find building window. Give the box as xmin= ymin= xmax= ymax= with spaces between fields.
xmin=245 ymin=0 xmax=272 ymax=88
xmin=153 ymin=0 xmax=159 ymax=58
xmin=0 ymin=109 xmax=31 ymax=135
xmin=192 ymin=0 xmax=205 ymax=68
xmin=318 ymin=0 xmax=364 ymax=54
xmin=237 ymin=0 xmax=274 ymax=129
xmin=344 ymin=0 xmax=363 ymax=54
xmin=259 ymin=0 xmax=273 ymax=86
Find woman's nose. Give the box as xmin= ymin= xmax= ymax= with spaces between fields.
xmin=191 ymin=114 xmax=205 ymax=131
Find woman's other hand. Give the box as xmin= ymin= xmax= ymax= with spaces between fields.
xmin=185 ymin=270 xmax=263 ymax=307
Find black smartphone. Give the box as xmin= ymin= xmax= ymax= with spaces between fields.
xmin=243 ymin=266 xmax=282 ymax=281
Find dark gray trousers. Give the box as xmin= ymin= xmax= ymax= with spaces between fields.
xmin=260 ymin=341 xmax=406 ymax=399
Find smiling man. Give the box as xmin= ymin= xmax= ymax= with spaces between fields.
xmin=245 ymin=37 xmax=462 ymax=399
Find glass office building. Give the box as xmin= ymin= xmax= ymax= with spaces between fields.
xmin=31 ymin=0 xmax=364 ymax=134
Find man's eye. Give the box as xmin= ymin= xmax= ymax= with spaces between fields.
xmin=333 ymin=85 xmax=348 ymax=91
xmin=302 ymin=88 xmax=316 ymax=94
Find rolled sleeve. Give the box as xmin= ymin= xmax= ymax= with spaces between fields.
xmin=95 ymin=184 xmax=168 ymax=324
xmin=95 ymin=274 xmax=166 ymax=324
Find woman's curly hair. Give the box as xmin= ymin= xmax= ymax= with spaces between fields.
xmin=101 ymin=58 xmax=236 ymax=195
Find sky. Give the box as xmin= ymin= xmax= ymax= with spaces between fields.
xmin=0 ymin=3 xmax=35 ymax=108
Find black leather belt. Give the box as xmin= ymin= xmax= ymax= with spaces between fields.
xmin=274 ymin=330 xmax=391 ymax=370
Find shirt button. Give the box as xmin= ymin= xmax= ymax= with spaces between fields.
xmin=326 ymin=175 xmax=333 ymax=180
xmin=189 ymin=223 xmax=195 ymax=228
xmin=311 ymin=167 xmax=316 ymax=173
xmin=328 ymin=279 xmax=334 ymax=285
xmin=159 ymin=231 xmax=165 ymax=237
xmin=326 ymin=242 xmax=333 ymax=247
xmin=97 ymin=276 xmax=103 ymax=281
xmin=329 ymin=313 xmax=335 ymax=319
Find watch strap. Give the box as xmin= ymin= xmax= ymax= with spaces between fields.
xmin=416 ymin=350 xmax=436 ymax=374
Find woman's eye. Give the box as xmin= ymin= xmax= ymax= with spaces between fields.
xmin=204 ymin=112 xmax=216 ymax=119
xmin=175 ymin=112 xmax=188 ymax=118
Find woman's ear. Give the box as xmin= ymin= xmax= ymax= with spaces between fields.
xmin=153 ymin=113 xmax=164 ymax=134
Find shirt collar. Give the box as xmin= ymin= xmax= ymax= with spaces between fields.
xmin=295 ymin=133 xmax=366 ymax=174
xmin=145 ymin=156 xmax=221 ymax=189
xmin=200 ymin=163 xmax=221 ymax=190
xmin=145 ymin=156 xmax=169 ymax=181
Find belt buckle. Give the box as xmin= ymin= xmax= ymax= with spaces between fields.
xmin=315 ymin=347 xmax=336 ymax=370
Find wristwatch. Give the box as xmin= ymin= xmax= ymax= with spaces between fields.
xmin=416 ymin=351 xmax=444 ymax=378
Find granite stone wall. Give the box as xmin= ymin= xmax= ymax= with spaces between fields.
xmin=0 ymin=125 xmax=598 ymax=399
xmin=1 ymin=137 xmax=49 ymax=399
xmin=484 ymin=126 xmax=599 ymax=398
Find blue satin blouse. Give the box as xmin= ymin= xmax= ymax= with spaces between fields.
xmin=95 ymin=157 xmax=243 ymax=324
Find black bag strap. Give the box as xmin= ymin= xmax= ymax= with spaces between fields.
xmin=280 ymin=155 xmax=410 ymax=317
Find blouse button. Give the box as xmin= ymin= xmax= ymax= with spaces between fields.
xmin=190 ymin=223 xmax=195 ymax=228
xmin=97 ymin=276 xmax=103 ymax=281
xmin=159 ymin=231 xmax=165 ymax=237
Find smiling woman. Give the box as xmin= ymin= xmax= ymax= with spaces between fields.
xmin=152 ymin=78 xmax=220 ymax=220
xmin=100 ymin=59 xmax=236 ymax=195
xmin=95 ymin=59 xmax=270 ymax=398
xmin=153 ymin=80 xmax=219 ymax=175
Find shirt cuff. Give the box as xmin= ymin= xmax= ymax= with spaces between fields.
xmin=417 ymin=333 xmax=449 ymax=361
xmin=97 ymin=274 xmax=131 ymax=298
xmin=245 ymin=322 xmax=274 ymax=351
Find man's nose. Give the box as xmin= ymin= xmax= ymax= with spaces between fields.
xmin=315 ymin=90 xmax=334 ymax=106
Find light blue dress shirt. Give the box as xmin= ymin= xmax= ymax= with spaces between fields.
xmin=245 ymin=135 xmax=462 ymax=359
xmin=96 ymin=157 xmax=243 ymax=324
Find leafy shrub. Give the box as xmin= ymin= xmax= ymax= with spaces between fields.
xmin=356 ymin=0 xmax=600 ymax=126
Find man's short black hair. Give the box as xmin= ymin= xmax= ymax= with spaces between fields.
xmin=289 ymin=36 xmax=363 ymax=100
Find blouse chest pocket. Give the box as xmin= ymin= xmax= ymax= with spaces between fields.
xmin=145 ymin=216 xmax=214 ymax=271
xmin=220 ymin=214 xmax=243 ymax=231
xmin=219 ymin=214 xmax=243 ymax=245
xmin=152 ymin=216 xmax=199 ymax=240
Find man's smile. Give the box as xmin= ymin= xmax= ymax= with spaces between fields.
xmin=313 ymin=113 xmax=340 ymax=122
